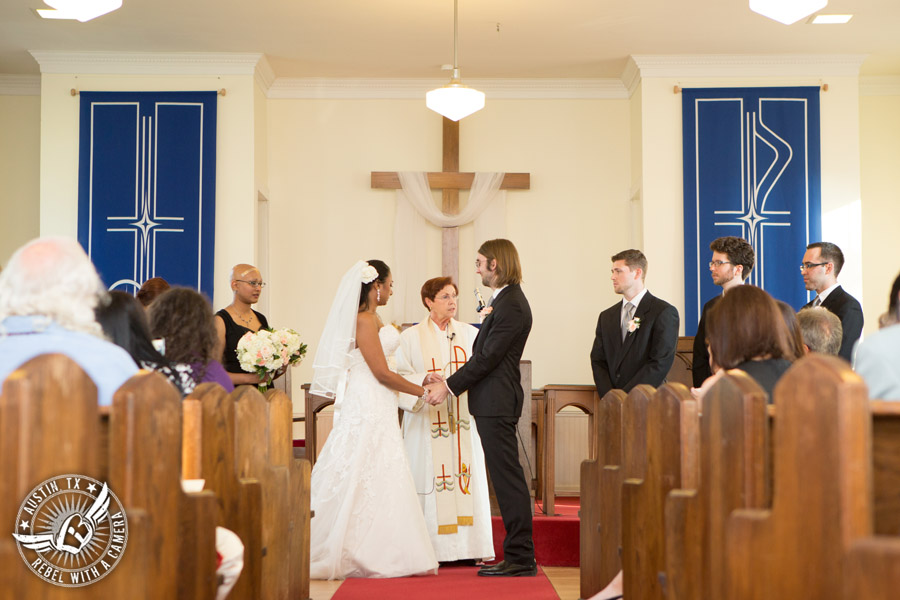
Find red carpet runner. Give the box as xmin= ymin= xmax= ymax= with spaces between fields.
xmin=490 ymin=497 xmax=580 ymax=567
xmin=331 ymin=565 xmax=559 ymax=600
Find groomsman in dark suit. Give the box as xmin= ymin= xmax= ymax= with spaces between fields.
xmin=426 ymin=238 xmax=535 ymax=577
xmin=590 ymin=249 xmax=679 ymax=396
xmin=691 ymin=236 xmax=755 ymax=387
xmin=800 ymin=241 xmax=864 ymax=362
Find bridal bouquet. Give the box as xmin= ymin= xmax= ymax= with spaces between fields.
xmin=236 ymin=328 xmax=308 ymax=392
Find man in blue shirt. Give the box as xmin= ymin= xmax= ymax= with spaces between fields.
xmin=0 ymin=237 xmax=137 ymax=404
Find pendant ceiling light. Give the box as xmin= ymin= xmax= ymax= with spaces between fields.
xmin=42 ymin=0 xmax=122 ymax=22
xmin=426 ymin=0 xmax=485 ymax=122
xmin=749 ymin=0 xmax=827 ymax=25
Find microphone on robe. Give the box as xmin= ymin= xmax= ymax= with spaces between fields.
xmin=474 ymin=288 xmax=486 ymax=312
xmin=447 ymin=332 xmax=456 ymax=341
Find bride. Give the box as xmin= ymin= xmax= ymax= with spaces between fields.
xmin=309 ymin=259 xmax=439 ymax=579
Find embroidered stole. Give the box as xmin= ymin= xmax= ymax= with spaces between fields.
xmin=417 ymin=320 xmax=475 ymax=534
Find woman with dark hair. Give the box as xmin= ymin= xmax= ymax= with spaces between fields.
xmin=694 ymin=285 xmax=793 ymax=403
xmin=95 ymin=291 xmax=194 ymax=395
xmin=136 ymin=277 xmax=170 ymax=308
xmin=149 ymin=288 xmax=234 ymax=392
xmin=776 ymin=299 xmax=806 ymax=360
xmin=308 ymin=260 xmax=437 ymax=579
xmin=854 ymin=271 xmax=900 ymax=399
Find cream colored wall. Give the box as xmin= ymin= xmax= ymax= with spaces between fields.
xmin=0 ymin=95 xmax=41 ymax=265
xmin=266 ymin=97 xmax=632 ymax=395
xmin=860 ymin=92 xmax=900 ymax=331
xmin=38 ymin=73 xmax=258 ymax=310
xmin=636 ymin=76 xmax=864 ymax=333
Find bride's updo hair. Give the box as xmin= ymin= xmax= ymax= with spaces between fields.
xmin=359 ymin=259 xmax=390 ymax=309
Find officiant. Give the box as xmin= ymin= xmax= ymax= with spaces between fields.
xmin=396 ymin=277 xmax=494 ymax=564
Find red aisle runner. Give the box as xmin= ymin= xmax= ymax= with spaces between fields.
xmin=331 ymin=565 xmax=558 ymax=600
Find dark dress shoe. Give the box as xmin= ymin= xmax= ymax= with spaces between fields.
xmin=477 ymin=560 xmax=537 ymax=577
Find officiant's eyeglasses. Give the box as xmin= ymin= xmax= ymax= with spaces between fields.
xmin=799 ymin=262 xmax=829 ymax=272
xmin=435 ymin=293 xmax=458 ymax=301
xmin=709 ymin=260 xmax=732 ymax=268
xmin=237 ymin=280 xmax=266 ymax=288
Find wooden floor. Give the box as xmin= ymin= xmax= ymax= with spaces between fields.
xmin=309 ymin=566 xmax=580 ymax=600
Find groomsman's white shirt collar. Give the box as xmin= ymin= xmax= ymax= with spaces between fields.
xmin=816 ymin=282 xmax=840 ymax=303
xmin=491 ymin=285 xmax=508 ymax=302
xmin=622 ymin=287 xmax=649 ymax=311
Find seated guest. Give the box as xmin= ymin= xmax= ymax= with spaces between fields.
xmin=797 ymin=307 xmax=843 ymax=356
xmin=214 ymin=263 xmax=280 ymax=387
xmin=776 ymin=300 xmax=805 ymax=361
xmin=853 ymin=272 xmax=900 ymax=400
xmin=696 ymin=285 xmax=793 ymax=403
xmin=96 ymin=291 xmax=196 ymax=396
xmin=136 ymin=276 xmax=171 ymax=308
xmin=0 ymin=237 xmax=137 ymax=405
xmin=150 ymin=288 xmax=234 ymax=392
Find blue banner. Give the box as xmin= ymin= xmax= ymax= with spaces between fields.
xmin=682 ymin=87 xmax=821 ymax=335
xmin=77 ymin=91 xmax=217 ymax=298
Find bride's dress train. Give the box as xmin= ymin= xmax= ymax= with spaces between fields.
xmin=309 ymin=325 xmax=438 ymax=579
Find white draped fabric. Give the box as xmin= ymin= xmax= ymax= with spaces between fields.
xmin=393 ymin=172 xmax=506 ymax=323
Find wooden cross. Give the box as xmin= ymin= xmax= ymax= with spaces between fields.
xmin=371 ymin=117 xmax=530 ymax=284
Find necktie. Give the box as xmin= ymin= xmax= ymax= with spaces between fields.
xmin=621 ymin=302 xmax=634 ymax=341
xmin=813 ymin=296 xmax=822 ymax=307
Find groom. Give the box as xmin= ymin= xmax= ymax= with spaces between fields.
xmin=425 ymin=238 xmax=535 ymax=577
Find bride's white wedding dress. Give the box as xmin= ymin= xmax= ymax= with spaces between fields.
xmin=309 ymin=325 xmax=439 ymax=579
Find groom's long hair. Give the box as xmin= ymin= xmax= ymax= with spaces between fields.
xmin=478 ymin=239 xmax=522 ymax=287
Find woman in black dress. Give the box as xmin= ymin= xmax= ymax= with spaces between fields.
xmin=214 ymin=263 xmax=281 ymax=387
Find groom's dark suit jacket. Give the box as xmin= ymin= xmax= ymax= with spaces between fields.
xmin=447 ymin=284 xmax=532 ymax=416
xmin=802 ymin=284 xmax=863 ymax=363
xmin=590 ymin=292 xmax=680 ymax=397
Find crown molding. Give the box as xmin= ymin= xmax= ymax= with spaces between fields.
xmin=0 ymin=74 xmax=40 ymax=96
xmin=627 ymin=54 xmax=868 ymax=80
xmin=28 ymin=51 xmax=265 ymax=75
xmin=860 ymin=76 xmax=900 ymax=96
xmin=254 ymin=55 xmax=275 ymax=93
xmin=266 ymin=77 xmax=627 ymax=100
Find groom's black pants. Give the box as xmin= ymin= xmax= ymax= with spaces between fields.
xmin=474 ymin=415 xmax=535 ymax=565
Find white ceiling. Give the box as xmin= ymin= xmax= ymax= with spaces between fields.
xmin=2 ymin=0 xmax=899 ymax=79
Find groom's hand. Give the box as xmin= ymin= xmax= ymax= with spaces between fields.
xmin=424 ymin=382 xmax=448 ymax=405
xmin=423 ymin=373 xmax=444 ymax=385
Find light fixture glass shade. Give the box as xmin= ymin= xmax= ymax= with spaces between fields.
xmin=43 ymin=0 xmax=122 ymax=22
xmin=426 ymin=83 xmax=485 ymax=121
xmin=750 ymin=0 xmax=827 ymax=25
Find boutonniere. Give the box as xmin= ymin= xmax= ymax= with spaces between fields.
xmin=627 ymin=317 xmax=641 ymax=333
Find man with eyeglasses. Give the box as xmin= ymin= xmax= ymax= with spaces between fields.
xmin=800 ymin=242 xmax=863 ymax=362
xmin=692 ymin=236 xmax=755 ymax=387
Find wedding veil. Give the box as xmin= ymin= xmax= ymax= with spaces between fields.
xmin=310 ymin=260 xmax=367 ymax=404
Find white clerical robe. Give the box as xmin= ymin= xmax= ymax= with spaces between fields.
xmin=396 ymin=318 xmax=495 ymax=562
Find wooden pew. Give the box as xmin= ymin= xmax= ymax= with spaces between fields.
xmin=232 ymin=385 xmax=292 ymax=600
xmin=579 ymin=386 xmax=651 ymax=599
xmin=182 ymin=383 xmax=264 ymax=600
xmin=0 ymin=354 xmax=218 ymax=599
xmin=266 ymin=388 xmax=312 ymax=600
xmin=844 ymin=537 xmax=900 ymax=598
xmin=621 ymin=383 xmax=699 ymax=600
xmin=664 ymin=370 xmax=769 ymax=600
xmin=108 ymin=370 xmax=219 ymax=599
xmin=725 ymin=354 xmax=871 ymax=600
